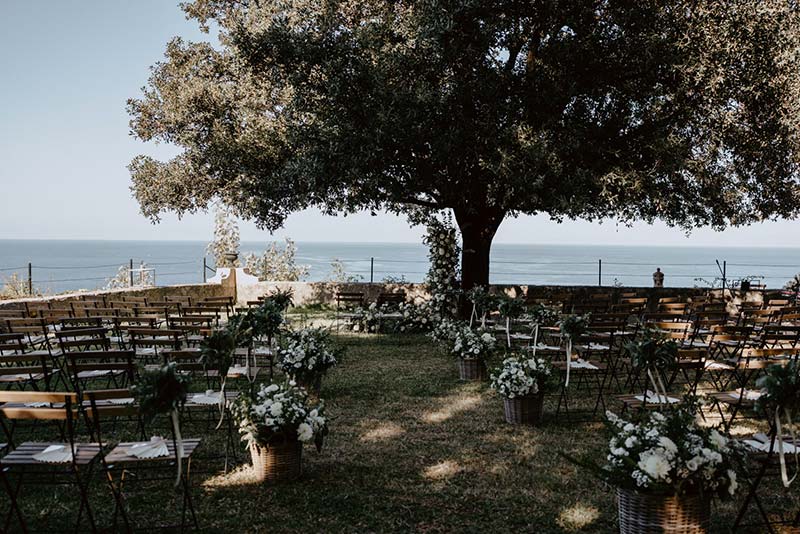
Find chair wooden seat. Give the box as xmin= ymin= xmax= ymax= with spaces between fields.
xmin=0 ymin=373 xmax=46 ymax=383
xmin=183 ymin=390 xmax=239 ymax=408
xmin=1 ymin=442 xmax=101 ymax=466
xmin=552 ymin=360 xmax=607 ymax=371
xmin=705 ymin=360 xmax=736 ymax=371
xmin=104 ymin=438 xmax=201 ymax=464
xmin=707 ymin=390 xmax=759 ymax=407
xmin=616 ymin=394 xmax=682 ymax=410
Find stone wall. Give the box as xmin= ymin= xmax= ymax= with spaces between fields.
xmin=0 ymin=282 xmax=235 ymax=311
xmin=0 ymin=274 xmax=774 ymax=311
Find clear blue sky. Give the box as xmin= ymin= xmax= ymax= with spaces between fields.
xmin=0 ymin=1 xmax=797 ymax=246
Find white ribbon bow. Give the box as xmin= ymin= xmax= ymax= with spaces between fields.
xmin=775 ymin=407 xmax=799 ymax=488
xmin=170 ymin=409 xmax=185 ymax=489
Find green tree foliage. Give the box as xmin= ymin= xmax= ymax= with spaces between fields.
xmin=129 ymin=1 xmax=800 ymax=288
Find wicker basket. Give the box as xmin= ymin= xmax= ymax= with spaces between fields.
xmin=617 ymin=488 xmax=710 ymax=534
xmin=458 ymin=358 xmax=487 ymax=381
xmin=503 ymin=392 xmax=545 ymax=425
xmin=296 ymin=375 xmax=322 ymax=398
xmin=249 ymin=439 xmax=303 ymax=483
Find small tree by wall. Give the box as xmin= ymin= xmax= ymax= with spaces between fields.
xmin=207 ymin=204 xmax=241 ymax=268
xmin=243 ymin=238 xmax=310 ymax=281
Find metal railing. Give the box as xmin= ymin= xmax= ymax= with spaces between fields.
xmin=1 ymin=255 xmax=797 ymax=295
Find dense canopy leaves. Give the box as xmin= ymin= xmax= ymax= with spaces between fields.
xmin=129 ymin=0 xmax=800 ymax=285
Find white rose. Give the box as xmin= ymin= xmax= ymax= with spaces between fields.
xmin=269 ymin=402 xmax=284 ymax=417
xmin=638 ymin=453 xmax=670 ymax=481
xmin=297 ymin=423 xmax=314 ymax=442
xmin=727 ymin=469 xmax=738 ymax=496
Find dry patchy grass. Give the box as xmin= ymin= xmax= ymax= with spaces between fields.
xmin=6 ymin=333 xmax=800 ymax=532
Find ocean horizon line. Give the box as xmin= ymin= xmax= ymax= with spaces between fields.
xmin=1 ymin=237 xmax=800 ymax=251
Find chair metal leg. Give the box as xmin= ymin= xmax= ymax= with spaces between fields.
xmin=1 ymin=467 xmax=26 ymax=533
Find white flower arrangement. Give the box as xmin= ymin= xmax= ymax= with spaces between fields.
xmin=423 ymin=216 xmax=461 ymax=317
xmin=596 ymin=408 xmax=743 ymax=498
xmin=429 ymin=317 xmax=463 ymax=344
xmin=452 ymin=324 xmax=496 ymax=361
xmin=277 ymin=327 xmax=340 ymax=384
xmin=232 ymin=382 xmax=327 ymax=448
xmin=349 ymin=302 xmax=384 ymax=333
xmin=490 ymin=356 xmax=554 ymax=398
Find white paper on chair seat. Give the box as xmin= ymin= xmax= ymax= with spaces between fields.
xmin=634 ymin=391 xmax=680 ymax=404
xmin=128 ymin=437 xmax=169 ymax=459
xmin=108 ymin=397 xmax=134 ymax=405
xmin=570 ymin=359 xmax=599 ymax=370
xmin=191 ymin=390 xmax=221 ymax=405
xmin=33 ymin=444 xmax=73 ymax=463
xmin=80 ymin=370 xmax=113 ymax=378
xmin=227 ymin=366 xmax=249 ymax=376
xmin=582 ymin=343 xmax=609 ymax=351
xmin=744 ymin=439 xmax=799 ymax=454
xmin=4 ymin=373 xmax=33 ymax=381
xmin=737 ymin=388 xmax=763 ymax=401
xmin=526 ymin=344 xmax=561 ymax=351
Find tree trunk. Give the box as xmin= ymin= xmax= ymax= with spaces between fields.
xmin=455 ymin=209 xmax=504 ymax=291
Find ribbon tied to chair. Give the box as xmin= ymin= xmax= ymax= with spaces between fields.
xmin=170 ymin=409 xmax=185 ymax=489
xmin=775 ymin=405 xmax=799 ymax=488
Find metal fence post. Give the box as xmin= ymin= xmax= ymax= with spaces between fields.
xmin=27 ymin=262 xmax=32 ymax=295
xmin=203 ymin=258 xmax=207 ymax=283
xmin=129 ymin=259 xmax=134 ymax=287
xmin=370 ymin=257 xmax=374 ymax=283
xmin=722 ymin=260 xmax=727 ymax=292
xmin=598 ymin=259 xmax=602 ymax=287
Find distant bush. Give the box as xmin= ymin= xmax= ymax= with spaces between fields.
xmin=243 ymin=238 xmax=309 ymax=281
xmin=0 ymin=273 xmax=35 ymax=299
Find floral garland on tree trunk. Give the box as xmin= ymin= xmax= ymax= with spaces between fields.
xmin=423 ymin=214 xmax=461 ymax=319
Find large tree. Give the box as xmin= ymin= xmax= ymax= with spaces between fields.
xmin=129 ymin=0 xmax=800 ymax=289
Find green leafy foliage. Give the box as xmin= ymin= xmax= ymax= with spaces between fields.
xmin=756 ymin=360 xmax=800 ymax=416
xmin=129 ymin=1 xmax=800 ymax=288
xmin=559 ymin=314 xmax=590 ymax=340
xmin=200 ymin=327 xmax=237 ymax=378
xmin=496 ymin=295 xmax=525 ymax=320
xmin=133 ymin=363 xmax=190 ymax=423
xmin=626 ymin=327 xmax=679 ymax=372
xmin=527 ymin=304 xmax=560 ymax=327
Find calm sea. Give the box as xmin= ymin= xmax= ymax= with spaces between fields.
xmin=1 ymin=239 xmax=799 ymax=294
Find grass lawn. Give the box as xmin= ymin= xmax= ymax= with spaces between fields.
xmin=7 ymin=332 xmax=799 ymax=532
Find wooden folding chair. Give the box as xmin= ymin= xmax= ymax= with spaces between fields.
xmin=0 ymin=352 xmax=55 ymax=391
xmin=64 ymin=350 xmax=137 ymax=397
xmin=128 ymin=328 xmax=183 ymax=363
xmin=5 ymin=318 xmax=52 ymax=352
xmin=0 ymin=391 xmax=101 ymax=532
xmin=734 ymin=426 xmax=800 ymax=532
xmin=90 ymin=393 xmax=201 ymax=532
xmin=335 ymin=292 xmax=365 ymax=330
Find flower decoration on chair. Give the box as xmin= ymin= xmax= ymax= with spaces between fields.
xmin=200 ymin=326 xmax=239 ymax=428
xmin=277 ymin=327 xmax=341 ymax=389
xmin=264 ymin=287 xmax=294 ymax=312
xmin=490 ymin=356 xmax=554 ymax=399
xmin=755 ymin=360 xmax=800 ymax=487
xmin=565 ymin=407 xmax=743 ymax=499
xmin=132 ymin=363 xmax=190 ymax=487
xmin=558 ymin=314 xmax=590 ymax=386
xmin=496 ymin=295 xmax=526 ymax=347
xmin=232 ymin=381 xmax=327 ymax=451
xmin=625 ymin=327 xmax=679 ymax=403
xmin=451 ymin=323 xmax=496 ymax=362
xmin=527 ymin=304 xmax=560 ymax=328
xmin=466 ymin=286 xmax=500 ymax=327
